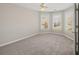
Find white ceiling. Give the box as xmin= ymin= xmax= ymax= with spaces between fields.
xmin=15 ymin=3 xmax=74 ymax=12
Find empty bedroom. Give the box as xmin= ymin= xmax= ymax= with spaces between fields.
xmin=0 ymin=3 xmax=78 ymax=55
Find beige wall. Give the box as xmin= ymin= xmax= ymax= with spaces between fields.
xmin=0 ymin=4 xmax=39 ymax=45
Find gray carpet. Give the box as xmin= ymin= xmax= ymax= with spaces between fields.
xmin=0 ymin=33 xmax=74 ymax=55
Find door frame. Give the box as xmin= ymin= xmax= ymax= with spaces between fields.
xmin=75 ymin=3 xmax=79 ymax=55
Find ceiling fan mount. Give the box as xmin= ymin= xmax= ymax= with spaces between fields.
xmin=40 ymin=3 xmax=48 ymax=8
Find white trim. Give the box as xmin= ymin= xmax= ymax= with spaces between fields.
xmin=0 ymin=33 xmax=39 ymax=47
xmin=63 ymin=34 xmax=74 ymax=40
xmin=39 ymin=32 xmax=63 ymax=35
xmin=0 ymin=32 xmax=74 ymax=47
xmin=39 ymin=32 xmax=74 ymax=40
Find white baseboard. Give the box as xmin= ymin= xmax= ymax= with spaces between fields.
xmin=0 ymin=33 xmax=39 ymax=47
xmin=39 ymin=32 xmax=64 ymax=36
xmin=0 ymin=32 xmax=74 ymax=47
xmin=39 ymin=32 xmax=74 ymax=40
xmin=63 ymin=34 xmax=74 ymax=40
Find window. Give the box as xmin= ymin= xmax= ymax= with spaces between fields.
xmin=40 ymin=8 xmax=74 ymax=33
xmin=40 ymin=13 xmax=50 ymax=32
xmin=52 ymin=13 xmax=62 ymax=32
xmin=64 ymin=8 xmax=74 ymax=33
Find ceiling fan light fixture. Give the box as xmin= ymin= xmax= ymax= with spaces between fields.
xmin=40 ymin=7 xmax=46 ymax=11
xmin=40 ymin=3 xmax=47 ymax=11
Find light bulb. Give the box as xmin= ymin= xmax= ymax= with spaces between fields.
xmin=40 ymin=8 xmax=45 ymax=11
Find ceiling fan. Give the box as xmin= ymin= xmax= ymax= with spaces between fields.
xmin=40 ymin=3 xmax=48 ymax=11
